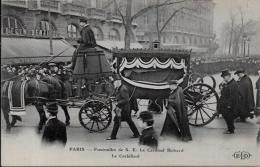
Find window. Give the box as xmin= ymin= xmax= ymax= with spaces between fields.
xmin=92 ymin=26 xmax=103 ymax=41
xmin=182 ymin=36 xmax=186 ymax=44
xmin=67 ymin=24 xmax=78 ymax=38
xmin=189 ymin=37 xmax=192 ymax=45
xmin=175 ymin=36 xmax=179 ymax=44
xmin=95 ymin=0 xmax=102 ymax=8
xmin=194 ymin=37 xmax=197 ymax=45
xmin=39 ymin=20 xmax=56 ymax=36
xmin=2 ymin=16 xmax=24 ymax=34
xmin=144 ymin=15 xmax=148 ymax=25
xmin=109 ymin=29 xmax=120 ymax=41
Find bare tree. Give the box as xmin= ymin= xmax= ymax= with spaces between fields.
xmin=228 ymin=13 xmax=236 ymax=55
xmin=114 ymin=0 xmax=186 ymax=49
xmin=155 ymin=0 xmax=194 ymax=42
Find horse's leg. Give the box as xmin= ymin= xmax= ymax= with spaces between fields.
xmin=35 ymin=104 xmax=47 ymax=132
xmin=60 ymin=105 xmax=70 ymax=126
xmin=11 ymin=115 xmax=22 ymax=127
xmin=1 ymin=99 xmax=11 ymax=132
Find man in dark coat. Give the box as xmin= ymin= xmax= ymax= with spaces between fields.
xmin=138 ymin=111 xmax=158 ymax=148
xmin=42 ymin=102 xmax=67 ymax=147
xmin=255 ymin=70 xmax=260 ymax=123
xmin=107 ymin=78 xmax=139 ymax=140
xmin=235 ymin=69 xmax=255 ymax=122
xmin=161 ymin=80 xmax=192 ymax=141
xmin=70 ymin=19 xmax=96 ymax=70
xmin=218 ymin=69 xmax=240 ymax=134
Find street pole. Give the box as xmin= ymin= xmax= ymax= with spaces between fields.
xmin=243 ymin=39 xmax=246 ymax=57
xmin=48 ymin=0 xmax=53 ymax=56
xmin=247 ymin=39 xmax=250 ymax=57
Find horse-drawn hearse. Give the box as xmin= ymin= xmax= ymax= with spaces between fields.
xmin=73 ymin=47 xmax=219 ymax=132
xmin=1 ymin=46 xmax=219 ymax=133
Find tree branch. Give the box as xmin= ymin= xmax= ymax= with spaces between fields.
xmin=113 ymin=0 xmax=126 ymax=26
xmin=159 ymin=7 xmax=194 ymax=33
xmin=131 ymin=0 xmax=186 ymax=21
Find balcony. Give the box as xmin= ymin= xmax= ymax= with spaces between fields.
xmin=86 ymin=8 xmax=106 ymax=20
xmin=1 ymin=27 xmax=60 ymax=38
xmin=32 ymin=0 xmax=61 ymax=13
xmin=106 ymin=12 xmax=122 ymax=23
xmin=1 ymin=28 xmax=27 ymax=36
xmin=62 ymin=3 xmax=86 ymax=17
xmin=2 ymin=0 xmax=28 ymax=8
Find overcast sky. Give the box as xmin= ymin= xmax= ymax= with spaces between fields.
xmin=213 ymin=0 xmax=260 ymax=38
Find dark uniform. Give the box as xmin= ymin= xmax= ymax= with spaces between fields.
xmin=138 ymin=111 xmax=158 ymax=148
xmin=218 ymin=75 xmax=240 ymax=133
xmin=42 ymin=103 xmax=67 ymax=147
xmin=109 ymin=84 xmax=139 ymax=139
xmin=236 ymin=72 xmax=255 ymax=120
xmin=161 ymin=85 xmax=192 ymax=141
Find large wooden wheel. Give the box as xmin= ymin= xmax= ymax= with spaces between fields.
xmin=183 ymin=83 xmax=219 ymax=127
xmin=79 ymin=100 xmax=112 ymax=132
xmin=188 ymin=73 xmax=216 ymax=89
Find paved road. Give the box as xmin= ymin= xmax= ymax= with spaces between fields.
xmin=1 ymin=74 xmax=260 ymax=166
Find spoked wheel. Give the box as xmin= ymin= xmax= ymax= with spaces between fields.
xmin=188 ymin=73 xmax=203 ymax=86
xmin=183 ymin=83 xmax=219 ymax=127
xmin=202 ymin=75 xmax=216 ymax=89
xmin=79 ymin=100 xmax=112 ymax=132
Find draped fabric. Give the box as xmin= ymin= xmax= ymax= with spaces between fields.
xmin=161 ymin=87 xmax=192 ymax=141
xmin=124 ymin=68 xmax=185 ymax=83
xmin=119 ymin=57 xmax=186 ymax=72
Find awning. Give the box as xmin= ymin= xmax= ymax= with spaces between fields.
xmin=97 ymin=41 xmax=143 ymax=50
xmin=1 ymin=37 xmax=75 ymax=65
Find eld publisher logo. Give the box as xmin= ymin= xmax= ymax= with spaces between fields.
xmin=232 ymin=151 xmax=252 ymax=160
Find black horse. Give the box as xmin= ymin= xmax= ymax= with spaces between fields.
xmin=1 ymin=71 xmax=70 ymax=132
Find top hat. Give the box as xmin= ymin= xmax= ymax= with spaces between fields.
xmin=221 ymin=69 xmax=231 ymax=78
xmin=138 ymin=111 xmax=154 ymax=122
xmin=167 ymin=80 xmax=178 ymax=85
xmin=234 ymin=68 xmax=245 ymax=75
xmin=46 ymin=102 xmax=58 ymax=113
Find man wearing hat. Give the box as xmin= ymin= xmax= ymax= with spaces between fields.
xmin=42 ymin=102 xmax=67 ymax=147
xmin=161 ymin=80 xmax=192 ymax=141
xmin=218 ymin=69 xmax=240 ymax=134
xmin=235 ymin=69 xmax=255 ymax=122
xmin=138 ymin=111 xmax=158 ymax=148
xmin=106 ymin=76 xmax=140 ymax=140
xmin=69 ymin=18 xmax=96 ymax=70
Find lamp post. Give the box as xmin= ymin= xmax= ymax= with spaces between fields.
xmin=48 ymin=0 xmax=53 ymax=56
xmin=247 ymin=38 xmax=250 ymax=57
xmin=242 ymin=34 xmax=247 ymax=57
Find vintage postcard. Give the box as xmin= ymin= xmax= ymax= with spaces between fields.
xmin=1 ymin=0 xmax=260 ymax=166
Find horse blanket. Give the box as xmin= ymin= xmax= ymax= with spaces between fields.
xmin=4 ymin=80 xmax=27 ymax=115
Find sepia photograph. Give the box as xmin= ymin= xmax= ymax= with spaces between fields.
xmin=1 ymin=0 xmax=260 ymax=166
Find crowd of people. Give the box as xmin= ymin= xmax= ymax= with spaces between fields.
xmin=191 ymin=56 xmax=260 ymax=75
xmin=1 ymin=63 xmax=76 ymax=97
xmin=218 ymin=69 xmax=260 ymax=145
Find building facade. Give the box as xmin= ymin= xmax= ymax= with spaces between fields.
xmin=1 ymin=0 xmax=135 ymax=47
xmin=133 ymin=0 xmax=215 ymax=51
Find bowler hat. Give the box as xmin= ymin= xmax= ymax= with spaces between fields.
xmin=138 ymin=111 xmax=154 ymax=122
xmin=46 ymin=102 xmax=58 ymax=113
xmin=167 ymin=80 xmax=178 ymax=85
xmin=221 ymin=69 xmax=231 ymax=78
xmin=234 ymin=68 xmax=245 ymax=75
